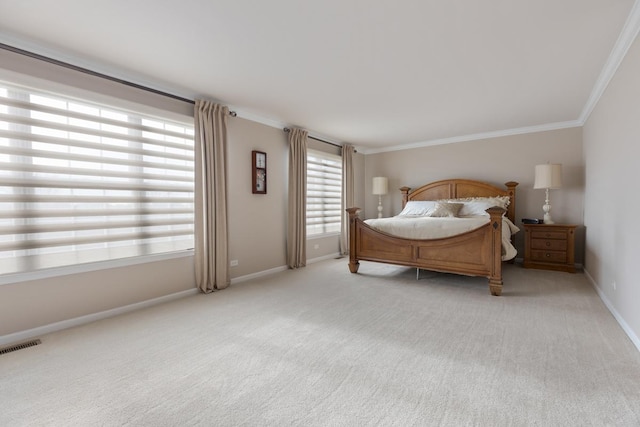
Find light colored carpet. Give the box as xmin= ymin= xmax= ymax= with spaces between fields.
xmin=1 ymin=259 xmax=639 ymax=426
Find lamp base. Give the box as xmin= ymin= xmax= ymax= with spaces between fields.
xmin=542 ymin=188 xmax=554 ymax=224
xmin=377 ymin=195 xmax=383 ymax=218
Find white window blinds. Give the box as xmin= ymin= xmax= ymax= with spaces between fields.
xmin=307 ymin=149 xmax=342 ymax=236
xmin=0 ymin=82 xmax=195 ymax=275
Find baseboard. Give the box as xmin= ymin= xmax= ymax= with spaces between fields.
xmin=307 ymin=252 xmax=343 ymax=264
xmin=513 ymin=257 xmax=584 ymax=271
xmin=230 ymin=254 xmax=342 ymax=285
xmin=230 ymin=265 xmax=289 ymax=284
xmin=583 ymin=268 xmax=640 ymax=353
xmin=0 ymin=288 xmax=199 ymax=347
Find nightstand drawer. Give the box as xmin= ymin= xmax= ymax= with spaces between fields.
xmin=530 ymin=250 xmax=567 ymax=263
xmin=531 ymin=231 xmax=566 ymax=240
xmin=523 ymin=223 xmax=577 ymax=273
xmin=531 ymin=239 xmax=567 ymax=251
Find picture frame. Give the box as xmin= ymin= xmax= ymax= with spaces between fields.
xmin=252 ymin=150 xmax=267 ymax=194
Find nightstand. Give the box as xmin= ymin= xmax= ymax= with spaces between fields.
xmin=523 ymin=224 xmax=577 ymax=273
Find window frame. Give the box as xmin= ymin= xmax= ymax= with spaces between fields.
xmin=306 ymin=148 xmax=342 ymax=238
xmin=0 ymin=80 xmax=196 ymax=282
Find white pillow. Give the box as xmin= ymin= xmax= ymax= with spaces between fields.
xmin=397 ymin=200 xmax=437 ymax=216
xmin=442 ymin=196 xmax=510 ymax=217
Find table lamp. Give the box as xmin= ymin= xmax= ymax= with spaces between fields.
xmin=372 ymin=176 xmax=388 ymax=218
xmin=533 ymin=163 xmax=562 ymax=224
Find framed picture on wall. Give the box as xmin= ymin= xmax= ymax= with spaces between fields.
xmin=252 ymin=150 xmax=267 ymax=194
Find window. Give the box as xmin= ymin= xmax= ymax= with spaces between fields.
xmin=0 ymin=82 xmax=194 ymax=276
xmin=306 ymin=149 xmax=342 ymax=236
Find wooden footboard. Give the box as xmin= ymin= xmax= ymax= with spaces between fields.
xmin=346 ymin=206 xmax=506 ymax=296
xmin=347 ymin=207 xmax=505 ymax=296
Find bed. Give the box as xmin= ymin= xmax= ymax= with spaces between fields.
xmin=346 ymin=179 xmax=519 ymax=296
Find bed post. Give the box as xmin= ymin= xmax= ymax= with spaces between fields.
xmin=346 ymin=207 xmax=360 ymax=273
xmin=487 ymin=206 xmax=505 ymax=296
xmin=504 ymin=181 xmax=519 ymax=224
xmin=400 ymin=187 xmax=411 ymax=209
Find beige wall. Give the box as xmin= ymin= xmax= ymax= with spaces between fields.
xmin=0 ymin=256 xmax=195 ymax=336
xmin=227 ymin=118 xmax=289 ymax=276
xmin=363 ymin=127 xmax=585 ymax=262
xmin=226 ymin=120 xmax=354 ymax=266
xmin=583 ymin=33 xmax=640 ymax=346
xmin=353 ymin=151 xmax=367 ymax=216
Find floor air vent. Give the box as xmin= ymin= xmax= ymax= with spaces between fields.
xmin=0 ymin=339 xmax=42 ymax=355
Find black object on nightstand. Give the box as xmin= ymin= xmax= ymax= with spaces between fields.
xmin=522 ymin=218 xmax=544 ymax=224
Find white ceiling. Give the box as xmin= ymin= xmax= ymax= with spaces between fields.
xmin=1 ymin=0 xmax=638 ymax=152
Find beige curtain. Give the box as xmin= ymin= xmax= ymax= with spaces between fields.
xmin=340 ymin=144 xmax=355 ymax=255
xmin=287 ymin=128 xmax=308 ymax=268
xmin=194 ymin=100 xmax=229 ymax=293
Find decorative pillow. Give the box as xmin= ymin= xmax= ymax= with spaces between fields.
xmin=398 ymin=200 xmax=437 ymax=216
xmin=427 ymin=202 xmax=464 ymax=218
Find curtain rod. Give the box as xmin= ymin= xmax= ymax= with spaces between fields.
xmin=0 ymin=42 xmax=237 ymax=117
xmin=283 ymin=127 xmax=342 ymax=148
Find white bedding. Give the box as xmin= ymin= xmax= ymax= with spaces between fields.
xmin=364 ymin=216 xmax=520 ymax=261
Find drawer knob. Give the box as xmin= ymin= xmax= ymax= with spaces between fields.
xmin=546 ymin=242 xmax=551 ymax=247
xmin=545 ymin=253 xmax=551 ymax=258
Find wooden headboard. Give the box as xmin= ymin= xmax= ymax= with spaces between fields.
xmin=399 ymin=179 xmax=519 ymax=224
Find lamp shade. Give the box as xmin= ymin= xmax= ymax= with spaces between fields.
xmin=534 ymin=164 xmax=562 ymax=189
xmin=372 ymin=176 xmax=388 ymax=195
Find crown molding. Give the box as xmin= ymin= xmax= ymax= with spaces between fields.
xmin=579 ymin=0 xmax=640 ymax=124
xmin=359 ymin=120 xmax=582 ymax=155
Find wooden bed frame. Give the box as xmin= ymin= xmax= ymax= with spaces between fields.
xmin=346 ymin=179 xmax=519 ymax=296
